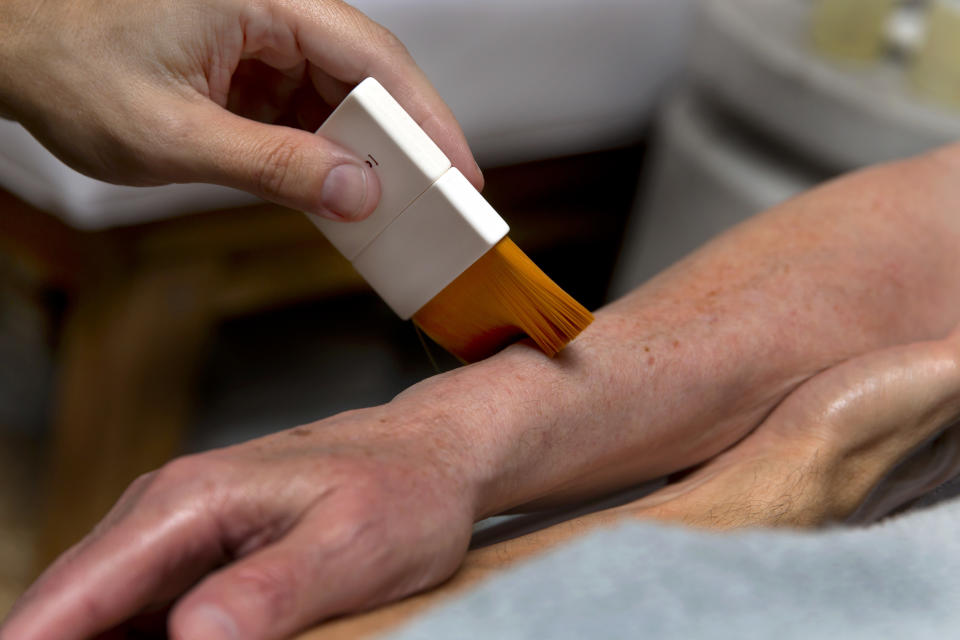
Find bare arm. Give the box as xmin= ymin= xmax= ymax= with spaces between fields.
xmin=302 ymin=324 xmax=960 ymax=640
xmin=435 ymin=144 xmax=960 ymax=515
xmin=5 ymin=147 xmax=959 ymax=639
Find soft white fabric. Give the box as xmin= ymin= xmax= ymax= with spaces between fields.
xmin=0 ymin=0 xmax=692 ymax=230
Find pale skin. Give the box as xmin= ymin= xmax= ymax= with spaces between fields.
xmin=2 ymin=1 xmax=960 ymax=640
xmin=0 ymin=0 xmax=482 ymax=220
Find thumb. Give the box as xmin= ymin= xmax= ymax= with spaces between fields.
xmin=166 ymin=102 xmax=380 ymax=221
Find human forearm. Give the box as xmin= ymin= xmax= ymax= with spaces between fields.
xmin=405 ymin=149 xmax=960 ymax=517
xmin=302 ymin=324 xmax=960 ymax=640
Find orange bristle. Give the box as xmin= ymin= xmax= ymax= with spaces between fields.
xmin=413 ymin=238 xmax=594 ymax=362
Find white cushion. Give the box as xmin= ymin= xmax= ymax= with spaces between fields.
xmin=0 ymin=0 xmax=692 ymax=230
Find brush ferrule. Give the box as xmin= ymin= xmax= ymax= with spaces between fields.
xmin=306 ymin=77 xmax=509 ymax=319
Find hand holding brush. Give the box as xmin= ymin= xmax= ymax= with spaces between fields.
xmin=308 ymin=78 xmax=593 ymax=363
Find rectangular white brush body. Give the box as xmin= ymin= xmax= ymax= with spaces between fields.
xmin=309 ymin=78 xmax=508 ymax=320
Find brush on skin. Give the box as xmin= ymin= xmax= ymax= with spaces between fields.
xmin=414 ymin=237 xmax=593 ymax=362
xmin=308 ymin=78 xmax=593 ymax=362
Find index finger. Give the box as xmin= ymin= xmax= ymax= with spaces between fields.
xmin=278 ymin=0 xmax=484 ymax=189
xmin=0 ymin=496 xmax=221 ymax=640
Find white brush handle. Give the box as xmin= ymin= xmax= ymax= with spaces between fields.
xmin=308 ymin=78 xmax=508 ymax=319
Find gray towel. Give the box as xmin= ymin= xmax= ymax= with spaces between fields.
xmin=391 ymin=495 xmax=960 ymax=640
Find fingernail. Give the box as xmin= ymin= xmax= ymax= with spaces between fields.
xmin=319 ymin=163 xmax=369 ymax=220
xmin=179 ymin=604 xmax=239 ymax=640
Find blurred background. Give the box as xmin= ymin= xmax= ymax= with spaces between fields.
xmin=3 ymin=0 xmax=960 ymax=616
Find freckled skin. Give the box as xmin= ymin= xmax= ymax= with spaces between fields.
xmin=424 ymin=150 xmax=960 ymax=513
xmin=311 ymin=326 xmax=960 ymax=637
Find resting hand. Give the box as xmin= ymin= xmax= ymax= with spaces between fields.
xmin=0 ymin=405 xmax=478 ymax=640
xmin=0 ymin=0 xmax=480 ymax=219
xmin=271 ymin=326 xmax=960 ymax=640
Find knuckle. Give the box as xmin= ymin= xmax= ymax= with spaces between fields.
xmin=98 ymin=470 xmax=159 ymax=522
xmin=332 ymin=1 xmax=410 ymax=58
xmin=369 ymin=24 xmax=408 ymax=57
xmin=148 ymin=454 xmax=221 ymax=497
xmin=125 ymin=469 xmax=159 ymax=496
xmin=335 ymin=485 xmax=378 ymax=519
xmin=156 ymin=454 xmax=205 ymax=481
xmin=132 ymin=454 xmax=226 ymax=538
xmin=150 ymin=107 xmax=195 ymax=157
xmin=318 ymin=485 xmax=387 ymax=548
xmin=231 ymin=562 xmax=300 ymax=621
xmin=254 ymin=137 xmax=301 ymax=200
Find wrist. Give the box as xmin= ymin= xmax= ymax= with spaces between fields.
xmin=389 ymin=304 xmax=769 ymax=521
xmin=386 ymin=342 xmax=574 ymax=519
xmin=392 ymin=323 xmax=630 ymax=519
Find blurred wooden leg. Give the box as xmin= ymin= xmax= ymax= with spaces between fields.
xmin=37 ymin=261 xmax=221 ymax=569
